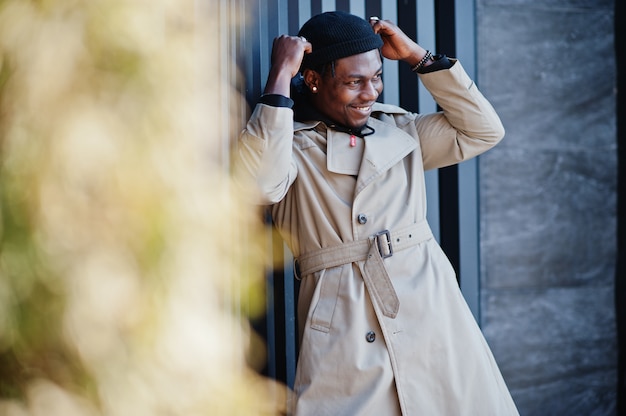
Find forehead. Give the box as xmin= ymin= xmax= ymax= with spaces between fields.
xmin=333 ymin=49 xmax=382 ymax=76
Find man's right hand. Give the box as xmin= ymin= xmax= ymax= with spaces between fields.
xmin=263 ymin=35 xmax=312 ymax=97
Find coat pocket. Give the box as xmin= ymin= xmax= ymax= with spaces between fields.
xmin=309 ymin=265 xmax=344 ymax=333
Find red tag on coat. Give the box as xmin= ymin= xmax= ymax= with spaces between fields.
xmin=350 ymin=135 xmax=357 ymax=147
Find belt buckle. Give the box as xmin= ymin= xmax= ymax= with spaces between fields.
xmin=375 ymin=229 xmax=393 ymax=259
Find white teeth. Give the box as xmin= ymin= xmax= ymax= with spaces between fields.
xmin=355 ymin=106 xmax=370 ymax=111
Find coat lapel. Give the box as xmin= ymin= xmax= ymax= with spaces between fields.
xmin=355 ymin=117 xmax=417 ymax=195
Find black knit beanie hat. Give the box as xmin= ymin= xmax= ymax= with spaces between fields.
xmin=297 ymin=11 xmax=383 ymax=70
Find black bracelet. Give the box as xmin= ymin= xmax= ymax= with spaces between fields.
xmin=411 ymin=51 xmax=433 ymax=73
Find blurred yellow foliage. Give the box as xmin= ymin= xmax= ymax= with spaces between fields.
xmin=0 ymin=0 xmax=285 ymax=414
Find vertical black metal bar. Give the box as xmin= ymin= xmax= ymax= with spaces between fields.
xmin=251 ymin=211 xmax=277 ymax=380
xmin=434 ymin=0 xmax=456 ymax=57
xmin=285 ymin=250 xmax=299 ymax=388
xmin=311 ymin=0 xmax=322 ymax=15
xmin=397 ymin=0 xmax=418 ymax=113
xmin=365 ymin=0 xmax=381 ymax=20
xmin=336 ymin=0 xmax=350 ymax=12
xmin=438 ymin=167 xmax=459 ymax=278
xmin=365 ymin=0 xmax=384 ymax=102
xmin=288 ymin=0 xmax=300 ymax=34
xmin=271 ymin=226 xmax=288 ymax=385
xmin=434 ymin=0 xmax=460 ymax=279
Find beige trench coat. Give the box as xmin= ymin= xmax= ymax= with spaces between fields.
xmin=238 ymin=60 xmax=519 ymax=415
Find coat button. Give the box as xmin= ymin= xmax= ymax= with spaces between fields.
xmin=365 ymin=331 xmax=376 ymax=343
xmin=357 ymin=213 xmax=368 ymax=224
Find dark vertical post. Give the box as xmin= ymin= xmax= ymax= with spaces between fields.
xmin=365 ymin=1 xmax=382 ymax=23
xmin=270 ymin=223 xmax=288 ymax=385
xmin=438 ymin=172 xmax=459 ymax=278
xmin=336 ymin=0 xmax=350 ymax=13
xmin=397 ymin=0 xmax=419 ymax=113
xmin=288 ymin=0 xmax=300 ymax=35
xmin=365 ymin=1 xmax=384 ymax=102
xmin=311 ymin=0 xmax=322 ymax=16
xmin=434 ymin=0 xmax=460 ymax=279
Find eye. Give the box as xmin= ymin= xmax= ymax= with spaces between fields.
xmin=373 ymin=73 xmax=382 ymax=81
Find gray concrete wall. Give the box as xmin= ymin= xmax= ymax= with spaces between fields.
xmin=476 ymin=0 xmax=617 ymax=414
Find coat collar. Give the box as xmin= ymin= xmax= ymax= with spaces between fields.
xmin=293 ymin=103 xmax=417 ymax=193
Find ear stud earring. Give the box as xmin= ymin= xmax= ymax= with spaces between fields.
xmin=311 ymin=86 xmax=318 ymax=92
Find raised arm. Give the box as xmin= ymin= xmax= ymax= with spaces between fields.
xmin=264 ymin=35 xmax=312 ymax=96
xmin=235 ymin=36 xmax=311 ymax=205
xmin=371 ymin=18 xmax=504 ymax=170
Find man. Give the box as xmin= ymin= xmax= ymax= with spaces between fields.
xmin=238 ymin=11 xmax=519 ymax=416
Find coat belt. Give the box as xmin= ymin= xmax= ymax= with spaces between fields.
xmin=295 ymin=220 xmax=433 ymax=319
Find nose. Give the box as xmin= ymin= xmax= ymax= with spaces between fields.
xmin=361 ymin=80 xmax=379 ymax=100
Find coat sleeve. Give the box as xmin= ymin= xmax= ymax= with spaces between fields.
xmin=235 ymin=103 xmax=298 ymax=205
xmin=414 ymin=59 xmax=505 ymax=171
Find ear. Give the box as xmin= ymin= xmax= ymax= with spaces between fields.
xmin=302 ymin=69 xmax=321 ymax=92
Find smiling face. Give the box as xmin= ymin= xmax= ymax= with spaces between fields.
xmin=304 ymin=49 xmax=383 ymax=129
